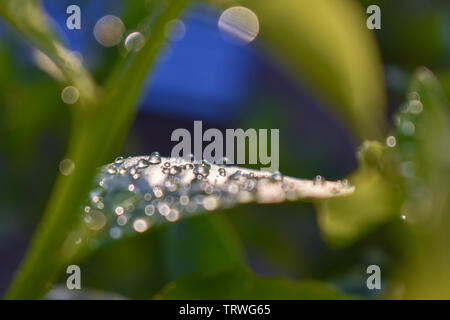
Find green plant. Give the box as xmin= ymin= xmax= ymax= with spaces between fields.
xmin=2 ymin=0 xmax=449 ymax=300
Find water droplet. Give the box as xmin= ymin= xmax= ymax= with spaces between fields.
xmin=133 ymin=219 xmax=149 ymax=233
xmin=169 ymin=166 xmax=181 ymax=175
xmin=128 ymin=184 xmax=135 ymax=192
xmin=219 ymin=168 xmax=227 ymax=177
xmin=117 ymin=215 xmax=128 ymax=226
xmin=408 ymin=92 xmax=420 ymax=101
xmin=93 ymin=15 xmax=125 ymax=47
xmin=148 ymin=152 xmax=161 ymax=164
xmin=203 ymin=196 xmax=218 ymax=211
xmin=137 ymin=159 xmax=150 ymax=169
xmin=109 ymin=227 xmax=122 ymax=239
xmin=194 ymin=164 xmax=210 ymax=177
xmin=84 ymin=210 xmax=106 ymax=231
xmin=164 ymin=19 xmax=186 ymax=41
xmin=115 ymin=156 xmax=125 ymax=164
xmin=144 ymin=204 xmax=155 ymax=216
xmin=158 ymin=203 xmax=170 ymax=216
xmin=107 ymin=165 xmax=117 ymax=175
xmin=218 ymin=6 xmax=259 ymax=45
xmin=166 ymin=209 xmax=179 ymax=222
xmin=115 ymin=206 xmax=124 ymax=216
xmin=271 ymin=171 xmax=283 ymax=182
xmin=179 ymin=195 xmax=190 ymax=206
xmin=202 ymin=160 xmax=211 ymax=169
xmin=124 ymin=31 xmax=145 ymax=52
xmin=401 ymin=120 xmax=415 ymax=136
xmin=153 ymin=187 xmax=163 ymax=198
xmin=119 ymin=167 xmax=127 ymax=175
xmin=59 ymin=159 xmax=75 ymax=176
xmin=61 ymin=86 xmax=79 ymax=104
xmin=314 ymin=175 xmax=324 ymax=185
xmin=408 ymin=100 xmax=423 ymax=115
xmin=386 ymin=136 xmax=397 ymax=148
xmin=144 ymin=193 xmax=152 ymax=201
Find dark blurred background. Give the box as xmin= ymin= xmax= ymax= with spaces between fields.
xmin=0 ymin=0 xmax=449 ymax=298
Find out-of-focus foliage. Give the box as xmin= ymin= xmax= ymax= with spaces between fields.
xmin=211 ymin=0 xmax=386 ymax=141
xmin=394 ymin=68 xmax=450 ymax=299
xmin=317 ymin=141 xmax=401 ymax=247
xmin=0 ymin=0 xmax=98 ymax=105
xmin=2 ymin=0 xmax=192 ymax=299
xmin=317 ymin=67 xmax=450 ymax=298
xmin=156 ymin=265 xmax=344 ymax=299
xmin=1 ymin=0 xmax=449 ymax=300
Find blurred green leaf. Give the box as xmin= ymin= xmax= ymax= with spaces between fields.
xmin=5 ymin=0 xmax=191 ymax=299
xmin=317 ymin=141 xmax=401 ymax=247
xmin=210 ymin=0 xmax=386 ymax=140
xmin=0 ymin=0 xmax=98 ymax=106
xmin=163 ymin=214 xmax=243 ymax=279
xmin=156 ymin=265 xmax=344 ymax=299
xmin=391 ymin=67 xmax=450 ymax=299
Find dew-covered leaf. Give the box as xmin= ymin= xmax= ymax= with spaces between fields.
xmin=72 ymin=154 xmax=354 ymax=255
xmin=155 ymin=265 xmax=344 ymax=300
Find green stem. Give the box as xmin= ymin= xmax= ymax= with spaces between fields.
xmin=5 ymin=0 xmax=190 ymax=299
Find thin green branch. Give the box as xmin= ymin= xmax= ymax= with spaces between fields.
xmin=5 ymin=0 xmax=190 ymax=299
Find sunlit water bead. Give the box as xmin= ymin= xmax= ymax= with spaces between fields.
xmin=61 ymin=86 xmax=79 ymax=104
xmin=84 ymin=209 xmax=107 ymax=231
xmin=133 ymin=218 xmax=149 ymax=233
xmin=386 ymin=135 xmax=397 ymax=148
xmin=218 ymin=6 xmax=260 ymax=45
xmin=407 ymin=99 xmax=423 ymax=115
xmin=93 ymin=15 xmax=125 ymax=47
xmin=271 ymin=171 xmax=283 ymax=182
xmin=59 ymin=159 xmax=75 ymax=175
xmin=149 ymin=151 xmax=162 ymax=164
xmin=219 ymin=168 xmax=227 ymax=177
xmin=137 ymin=158 xmax=150 ymax=169
xmin=109 ymin=227 xmax=122 ymax=239
xmin=107 ymin=165 xmax=117 ymax=175
xmin=164 ymin=19 xmax=186 ymax=42
xmin=314 ymin=175 xmax=325 ymax=185
xmin=115 ymin=156 xmax=125 ymax=164
xmin=124 ymin=32 xmax=145 ymax=53
xmin=400 ymin=120 xmax=416 ymax=136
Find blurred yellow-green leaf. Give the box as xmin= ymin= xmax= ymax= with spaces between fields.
xmin=210 ymin=0 xmax=386 ymax=140
xmin=317 ymin=142 xmax=400 ymax=248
